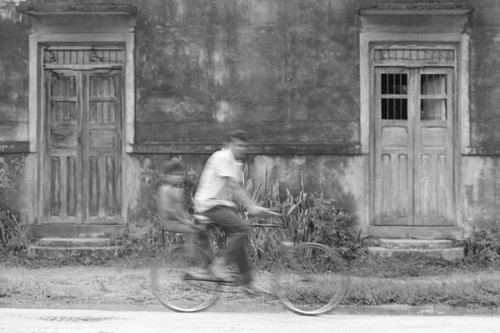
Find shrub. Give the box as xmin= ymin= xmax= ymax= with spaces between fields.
xmin=0 ymin=205 xmax=27 ymax=254
xmin=123 ymin=163 xmax=360 ymax=264
xmin=281 ymin=191 xmax=360 ymax=260
xmin=239 ymin=168 xmax=361 ymax=263
xmin=465 ymin=229 xmax=500 ymax=265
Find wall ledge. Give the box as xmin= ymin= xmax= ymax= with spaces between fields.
xmin=0 ymin=142 xmax=30 ymax=154
xmin=359 ymin=3 xmax=473 ymax=15
xmin=16 ymin=4 xmax=137 ymax=16
xmin=129 ymin=142 xmax=364 ymax=156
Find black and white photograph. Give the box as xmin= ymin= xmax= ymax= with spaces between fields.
xmin=0 ymin=0 xmax=499 ymax=332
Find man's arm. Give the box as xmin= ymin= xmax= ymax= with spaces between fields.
xmin=225 ymin=178 xmax=267 ymax=214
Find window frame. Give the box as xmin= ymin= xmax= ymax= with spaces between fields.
xmin=358 ymin=6 xmax=472 ymax=235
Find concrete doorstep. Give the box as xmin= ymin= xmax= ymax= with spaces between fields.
xmin=367 ymin=239 xmax=465 ymax=261
xmin=27 ymin=237 xmax=120 ymax=259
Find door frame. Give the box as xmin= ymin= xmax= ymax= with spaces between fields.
xmin=41 ymin=66 xmax=124 ymax=224
xmin=33 ymin=37 xmax=133 ymax=225
xmin=358 ymin=6 xmax=472 ymax=238
xmin=360 ymin=35 xmax=469 ymax=238
xmin=18 ymin=7 xmax=136 ymax=225
xmin=369 ymin=43 xmax=460 ymax=230
xmin=372 ymin=64 xmax=457 ymax=227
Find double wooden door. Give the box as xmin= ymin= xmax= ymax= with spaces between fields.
xmin=374 ymin=67 xmax=455 ymax=226
xmin=42 ymin=69 xmax=122 ymax=223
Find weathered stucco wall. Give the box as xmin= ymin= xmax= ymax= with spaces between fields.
xmin=2 ymin=0 xmax=500 ymax=235
xmin=469 ymin=0 xmax=500 ymax=155
xmin=462 ymin=156 xmax=500 ymax=231
xmin=0 ymin=1 xmax=32 ymax=223
xmin=0 ymin=0 xmax=28 ymax=141
xmin=133 ymin=0 xmax=360 ymax=149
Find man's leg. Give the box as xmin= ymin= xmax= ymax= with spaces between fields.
xmin=203 ymin=206 xmax=252 ymax=285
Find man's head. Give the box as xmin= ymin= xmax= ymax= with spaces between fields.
xmin=226 ymin=130 xmax=248 ymax=161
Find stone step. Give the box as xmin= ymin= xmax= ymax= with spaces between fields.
xmin=28 ymin=223 xmax=126 ymax=239
xmin=379 ymin=238 xmax=455 ymax=249
xmin=367 ymin=246 xmax=465 ymax=261
xmin=27 ymin=245 xmax=120 ymax=259
xmin=36 ymin=237 xmax=112 ymax=247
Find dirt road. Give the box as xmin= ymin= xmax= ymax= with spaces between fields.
xmin=1 ymin=307 xmax=500 ymax=333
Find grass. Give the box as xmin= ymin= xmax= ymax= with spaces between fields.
xmin=347 ymin=272 xmax=500 ymax=307
xmin=1 ymin=250 xmax=500 ymax=310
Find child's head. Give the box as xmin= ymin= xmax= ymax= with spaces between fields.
xmin=161 ymin=158 xmax=185 ymax=186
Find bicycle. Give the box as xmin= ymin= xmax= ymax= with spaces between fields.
xmin=150 ymin=210 xmax=350 ymax=316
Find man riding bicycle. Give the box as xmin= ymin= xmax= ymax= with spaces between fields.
xmin=194 ymin=130 xmax=268 ymax=294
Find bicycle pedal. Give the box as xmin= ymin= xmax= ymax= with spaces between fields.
xmin=183 ymin=272 xmax=235 ymax=284
xmin=218 ymin=279 xmax=237 ymax=286
xmin=183 ymin=272 xmax=211 ymax=281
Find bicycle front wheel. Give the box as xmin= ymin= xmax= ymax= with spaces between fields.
xmin=273 ymin=242 xmax=350 ymax=316
xmin=150 ymin=244 xmax=220 ymax=312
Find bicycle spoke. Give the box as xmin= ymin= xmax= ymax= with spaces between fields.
xmin=150 ymin=245 xmax=220 ymax=312
xmin=273 ymin=243 xmax=350 ymax=316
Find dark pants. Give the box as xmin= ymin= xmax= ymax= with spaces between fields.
xmin=203 ymin=206 xmax=251 ymax=285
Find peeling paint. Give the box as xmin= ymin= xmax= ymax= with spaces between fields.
xmin=215 ymin=100 xmax=231 ymax=122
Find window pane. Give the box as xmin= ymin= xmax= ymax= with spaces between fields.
xmin=421 ymin=99 xmax=446 ymax=120
xmin=381 ymin=73 xmax=408 ymax=120
xmin=382 ymin=98 xmax=408 ymax=120
xmin=382 ymin=73 xmax=407 ymax=94
xmin=421 ymin=74 xmax=446 ymax=95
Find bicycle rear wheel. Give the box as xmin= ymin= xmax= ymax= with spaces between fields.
xmin=150 ymin=244 xmax=221 ymax=312
xmin=273 ymin=242 xmax=350 ymax=316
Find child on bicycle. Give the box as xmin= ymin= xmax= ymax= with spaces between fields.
xmin=156 ymin=157 xmax=206 ymax=278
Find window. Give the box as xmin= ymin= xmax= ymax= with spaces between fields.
xmin=381 ymin=73 xmax=408 ymax=120
xmin=420 ymin=74 xmax=447 ymax=121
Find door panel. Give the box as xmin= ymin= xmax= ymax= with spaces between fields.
xmin=414 ymin=69 xmax=454 ymax=226
xmin=44 ymin=71 xmax=81 ymax=222
xmin=374 ymin=68 xmax=413 ymax=225
xmin=44 ymin=69 xmax=122 ymax=224
xmin=85 ymin=71 xmax=122 ymax=223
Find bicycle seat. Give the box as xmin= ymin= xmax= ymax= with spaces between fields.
xmin=193 ymin=214 xmax=214 ymax=225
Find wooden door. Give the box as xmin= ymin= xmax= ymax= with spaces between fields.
xmin=373 ymin=67 xmax=455 ymax=226
xmin=43 ymin=69 xmax=122 ymax=224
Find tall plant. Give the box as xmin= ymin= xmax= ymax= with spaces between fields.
xmin=128 ymin=162 xmax=360 ymax=263
xmin=0 ymin=205 xmax=26 ymax=253
xmin=240 ymin=167 xmax=360 ymax=264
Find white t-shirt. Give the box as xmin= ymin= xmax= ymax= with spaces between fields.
xmin=194 ymin=148 xmax=243 ymax=213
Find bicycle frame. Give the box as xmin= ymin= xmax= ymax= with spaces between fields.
xmin=151 ymin=213 xmax=350 ymax=315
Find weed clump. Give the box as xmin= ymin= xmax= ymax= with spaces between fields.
xmin=465 ymin=228 xmax=500 ymax=266
xmin=0 ymin=205 xmax=27 ymax=254
xmin=125 ymin=163 xmax=361 ymax=266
